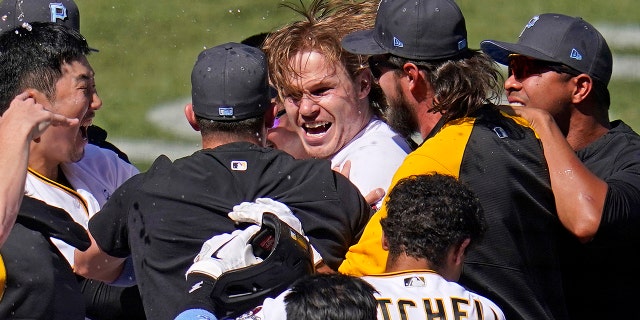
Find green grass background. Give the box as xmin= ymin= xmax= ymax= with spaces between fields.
xmin=75 ymin=0 xmax=640 ymax=169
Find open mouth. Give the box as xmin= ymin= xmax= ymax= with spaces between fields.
xmin=80 ymin=125 xmax=89 ymax=141
xmin=302 ymin=121 xmax=331 ymax=136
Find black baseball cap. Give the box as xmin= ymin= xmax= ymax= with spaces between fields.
xmin=481 ymin=13 xmax=612 ymax=85
xmin=341 ymin=0 xmax=468 ymax=60
xmin=0 ymin=0 xmax=98 ymax=51
xmin=191 ymin=42 xmax=274 ymax=121
xmin=0 ymin=0 xmax=80 ymax=32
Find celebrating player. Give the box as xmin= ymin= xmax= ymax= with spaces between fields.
xmin=338 ymin=0 xmax=568 ymax=319
xmin=82 ymin=42 xmax=370 ymax=319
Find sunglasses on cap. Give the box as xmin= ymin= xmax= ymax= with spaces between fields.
xmin=368 ymin=55 xmax=402 ymax=80
xmin=508 ymin=54 xmax=581 ymax=81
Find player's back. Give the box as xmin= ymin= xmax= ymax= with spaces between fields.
xmin=362 ymin=271 xmax=505 ymax=320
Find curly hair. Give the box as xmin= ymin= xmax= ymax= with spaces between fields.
xmin=262 ymin=0 xmax=386 ymax=116
xmin=388 ymin=50 xmax=503 ymax=122
xmin=380 ymin=173 xmax=486 ymax=271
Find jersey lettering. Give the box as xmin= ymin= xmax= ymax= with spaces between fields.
xmin=377 ymin=297 xmax=485 ymax=320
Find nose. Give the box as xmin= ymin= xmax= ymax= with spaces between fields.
xmin=297 ymin=95 xmax=320 ymax=117
xmin=91 ymin=90 xmax=103 ymax=111
xmin=504 ymin=73 xmax=523 ymax=93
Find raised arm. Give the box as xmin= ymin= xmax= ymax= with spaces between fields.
xmin=499 ymin=105 xmax=607 ymax=242
xmin=0 ymin=92 xmax=78 ymax=246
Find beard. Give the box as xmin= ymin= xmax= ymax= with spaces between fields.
xmin=384 ymin=86 xmax=419 ymax=138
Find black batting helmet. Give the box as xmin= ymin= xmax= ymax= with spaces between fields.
xmin=211 ymin=212 xmax=314 ymax=317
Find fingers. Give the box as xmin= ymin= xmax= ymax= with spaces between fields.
xmin=364 ymin=188 xmax=385 ymax=207
xmin=333 ymin=160 xmax=352 ymax=179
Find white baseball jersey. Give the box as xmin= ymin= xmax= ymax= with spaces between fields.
xmin=331 ymin=118 xmax=411 ymax=208
xmin=362 ymin=270 xmax=506 ymax=320
xmin=24 ymin=144 xmax=139 ymax=266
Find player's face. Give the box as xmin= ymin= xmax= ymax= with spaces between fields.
xmin=36 ymin=57 xmax=102 ymax=165
xmin=372 ymin=55 xmax=419 ymax=138
xmin=282 ymin=51 xmax=373 ymax=159
xmin=504 ymin=55 xmax=575 ymax=129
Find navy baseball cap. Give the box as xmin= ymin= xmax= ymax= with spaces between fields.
xmin=191 ymin=42 xmax=274 ymax=121
xmin=341 ymin=0 xmax=468 ymax=60
xmin=481 ymin=13 xmax=612 ymax=85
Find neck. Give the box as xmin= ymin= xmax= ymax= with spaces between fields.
xmin=564 ymin=107 xmax=610 ymax=151
xmin=385 ymin=253 xmax=434 ymax=273
xmin=201 ymin=134 xmax=264 ymax=150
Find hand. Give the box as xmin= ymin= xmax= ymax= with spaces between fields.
xmin=185 ymin=225 xmax=261 ymax=280
xmin=1 ymin=92 xmax=79 ymax=142
xmin=497 ymin=104 xmax=555 ymax=132
xmin=228 ymin=198 xmax=323 ymax=266
xmin=229 ymin=198 xmax=302 ymax=232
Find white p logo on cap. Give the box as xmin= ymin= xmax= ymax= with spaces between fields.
xmin=49 ymin=3 xmax=67 ymax=23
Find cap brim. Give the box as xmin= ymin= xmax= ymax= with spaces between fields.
xmin=341 ymin=29 xmax=389 ymax=56
xmin=480 ymin=40 xmax=559 ymax=66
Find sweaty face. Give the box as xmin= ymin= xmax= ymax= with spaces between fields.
xmin=282 ymin=51 xmax=372 ymax=159
xmin=504 ymin=55 xmax=575 ymax=128
xmin=34 ymin=56 xmax=102 ymax=168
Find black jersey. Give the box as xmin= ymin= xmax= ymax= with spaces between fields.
xmin=561 ymin=120 xmax=640 ymax=319
xmin=89 ymin=142 xmax=370 ymax=320
xmin=0 ymin=196 xmax=90 ymax=320
xmin=341 ymin=106 xmax=568 ymax=320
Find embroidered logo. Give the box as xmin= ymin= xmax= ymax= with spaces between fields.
xmin=404 ymin=276 xmax=426 ymax=287
xmin=393 ymin=36 xmax=404 ymax=48
xmin=231 ymin=161 xmax=248 ymax=171
xmin=49 ymin=3 xmax=68 ymax=23
xmin=218 ymin=107 xmax=234 ymax=116
xmin=519 ymin=15 xmax=540 ymax=37
xmin=493 ymin=126 xmax=508 ymax=138
xmin=570 ymin=48 xmax=583 ymax=61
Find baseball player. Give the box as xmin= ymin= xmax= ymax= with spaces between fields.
xmin=176 ymin=174 xmax=504 ymax=320
xmin=0 ymin=22 xmax=139 ymax=319
xmin=84 ymin=42 xmax=370 ymax=320
xmin=361 ymin=174 xmax=505 ymax=320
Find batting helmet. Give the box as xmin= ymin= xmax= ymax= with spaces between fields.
xmin=211 ymin=212 xmax=314 ymax=317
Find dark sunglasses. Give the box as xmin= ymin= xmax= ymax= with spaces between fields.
xmin=508 ymin=54 xmax=580 ymax=81
xmin=368 ymin=55 xmax=401 ymax=80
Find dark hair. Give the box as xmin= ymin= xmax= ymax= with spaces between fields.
xmin=381 ymin=173 xmax=486 ymax=271
xmin=388 ymin=50 xmax=502 ymax=122
xmin=196 ymin=115 xmax=265 ymax=140
xmin=0 ymin=22 xmax=91 ymax=114
xmin=285 ymin=273 xmax=378 ymax=320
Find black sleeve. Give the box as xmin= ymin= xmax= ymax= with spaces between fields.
xmin=89 ymin=175 xmax=142 ymax=258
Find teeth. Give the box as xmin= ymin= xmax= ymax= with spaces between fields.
xmin=509 ymin=102 xmax=524 ymax=107
xmin=304 ymin=121 xmax=329 ymax=129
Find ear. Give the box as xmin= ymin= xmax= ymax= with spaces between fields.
xmin=355 ymin=70 xmax=373 ymax=100
xmin=571 ymin=74 xmax=593 ymax=104
xmin=403 ymin=63 xmax=428 ymax=98
xmin=381 ymin=232 xmax=390 ymax=252
xmin=28 ymin=89 xmax=50 ymax=106
xmin=184 ymin=103 xmax=200 ymax=131
xmin=451 ymin=238 xmax=471 ymax=266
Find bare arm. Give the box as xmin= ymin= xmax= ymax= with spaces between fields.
xmin=499 ymin=105 xmax=607 ymax=242
xmin=73 ymin=232 xmax=126 ymax=282
xmin=0 ymin=92 xmax=78 ymax=246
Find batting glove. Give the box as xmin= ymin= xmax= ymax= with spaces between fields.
xmin=185 ymin=225 xmax=262 ymax=280
xmin=228 ymin=198 xmax=323 ymax=266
